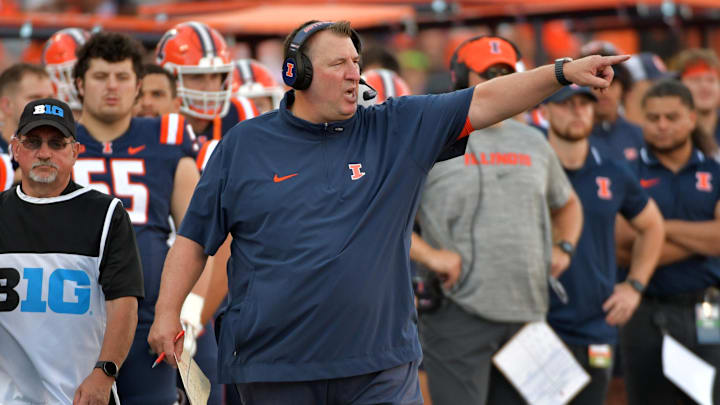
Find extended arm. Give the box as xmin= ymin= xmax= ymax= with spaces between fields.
xmin=468 ymin=55 xmax=629 ymax=130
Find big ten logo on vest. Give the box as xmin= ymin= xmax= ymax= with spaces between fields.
xmin=464 ymin=152 xmax=532 ymax=166
xmin=33 ymin=104 xmax=64 ymax=117
xmin=0 ymin=267 xmax=91 ymax=314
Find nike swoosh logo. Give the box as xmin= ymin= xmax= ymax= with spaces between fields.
xmin=274 ymin=173 xmax=298 ymax=183
xmin=640 ymin=178 xmax=660 ymax=188
xmin=128 ymin=145 xmax=146 ymax=155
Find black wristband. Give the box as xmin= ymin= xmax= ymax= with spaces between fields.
xmin=554 ymin=58 xmax=573 ymax=86
xmin=626 ymin=278 xmax=646 ymax=294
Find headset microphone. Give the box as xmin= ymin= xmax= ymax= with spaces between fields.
xmin=359 ymin=78 xmax=377 ymax=101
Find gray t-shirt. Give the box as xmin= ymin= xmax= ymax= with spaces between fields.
xmin=417 ymin=119 xmax=572 ymax=322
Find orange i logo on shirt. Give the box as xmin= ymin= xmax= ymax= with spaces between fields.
xmin=696 ymin=172 xmax=712 ymax=192
xmin=348 ymin=163 xmax=365 ymax=180
xmin=596 ymin=177 xmax=612 ymax=200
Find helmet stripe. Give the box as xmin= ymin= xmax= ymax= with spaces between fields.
xmin=379 ymin=69 xmax=395 ymax=98
xmin=187 ymin=21 xmax=216 ymax=58
xmin=236 ymin=59 xmax=254 ymax=84
xmin=66 ymin=28 xmax=87 ymax=46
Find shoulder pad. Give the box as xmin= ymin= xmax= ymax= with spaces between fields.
xmin=160 ymin=113 xmax=186 ymax=145
xmin=231 ymin=96 xmax=259 ymax=121
xmin=196 ymin=139 xmax=220 ymax=172
xmin=0 ymin=153 xmax=12 ymax=192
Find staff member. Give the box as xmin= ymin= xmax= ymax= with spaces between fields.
xmin=0 ymin=98 xmax=143 ymax=404
xmin=149 ymin=20 xmax=629 ymax=404
xmin=618 ymin=80 xmax=720 ymax=405
xmin=411 ymin=36 xmax=582 ymax=405
xmin=543 ymin=85 xmax=664 ymax=405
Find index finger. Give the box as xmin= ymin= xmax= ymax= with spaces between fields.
xmin=600 ymin=54 xmax=631 ymax=66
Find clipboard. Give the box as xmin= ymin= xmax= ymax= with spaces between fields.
xmin=492 ymin=321 xmax=590 ymax=405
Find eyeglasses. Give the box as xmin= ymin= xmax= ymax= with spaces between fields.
xmin=480 ymin=66 xmax=514 ymax=80
xmin=19 ymin=137 xmax=74 ymax=151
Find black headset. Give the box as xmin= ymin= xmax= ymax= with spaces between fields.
xmin=282 ymin=21 xmax=363 ymax=90
xmin=449 ymin=35 xmax=522 ymax=90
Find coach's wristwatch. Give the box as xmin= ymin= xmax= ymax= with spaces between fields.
xmin=94 ymin=361 xmax=119 ymax=378
xmin=554 ymin=57 xmax=574 ymax=86
xmin=626 ymin=278 xmax=646 ymax=294
xmin=556 ymin=240 xmax=575 ymax=257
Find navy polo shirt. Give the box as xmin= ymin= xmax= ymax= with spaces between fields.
xmin=179 ymin=88 xmax=474 ymax=383
xmin=0 ymin=134 xmax=7 ymax=154
xmin=548 ymin=147 xmax=649 ymax=345
xmin=714 ymin=110 xmax=720 ymax=146
xmin=633 ymin=148 xmax=720 ymax=296
xmin=590 ymin=115 xmax=644 ymax=163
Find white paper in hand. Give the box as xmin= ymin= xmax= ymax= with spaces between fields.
xmin=492 ymin=322 xmax=590 ymax=405
xmin=174 ymin=349 xmax=211 ymax=405
xmin=662 ymin=334 xmax=716 ymax=405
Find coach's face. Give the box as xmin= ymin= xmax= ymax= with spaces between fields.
xmin=305 ymin=31 xmax=360 ymax=122
xmin=77 ymin=58 xmax=141 ymax=123
xmin=12 ymin=126 xmax=78 ymax=193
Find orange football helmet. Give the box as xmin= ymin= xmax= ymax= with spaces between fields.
xmin=156 ymin=21 xmax=233 ymax=120
xmin=41 ymin=28 xmax=90 ymax=110
xmin=232 ymin=59 xmax=284 ymax=111
xmin=359 ymin=69 xmax=411 ymax=107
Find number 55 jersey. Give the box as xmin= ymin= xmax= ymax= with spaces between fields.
xmin=74 ymin=113 xmax=197 ymax=325
xmin=0 ymin=182 xmax=143 ymax=404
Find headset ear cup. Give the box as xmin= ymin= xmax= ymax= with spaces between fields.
xmin=293 ymin=53 xmax=313 ymax=90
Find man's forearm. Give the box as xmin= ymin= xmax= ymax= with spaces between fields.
xmin=410 ymin=231 xmax=436 ymax=268
xmin=659 ymin=240 xmax=695 ymax=266
xmin=98 ymin=297 xmax=138 ymax=367
xmin=200 ymin=236 xmax=231 ymax=325
xmin=665 ymin=219 xmax=720 ymax=256
xmin=627 ymin=223 xmax=664 ymax=286
xmin=470 ymin=65 xmax=559 ymax=129
xmin=156 ymin=235 xmax=209 ymax=317
xmin=551 ymin=192 xmax=583 ymax=246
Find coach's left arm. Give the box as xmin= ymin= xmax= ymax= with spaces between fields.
xmin=467 ymin=54 xmax=630 ymax=130
xmin=73 ymin=296 xmax=138 ymax=405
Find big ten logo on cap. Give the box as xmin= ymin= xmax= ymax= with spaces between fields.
xmin=33 ymin=104 xmax=64 ymax=117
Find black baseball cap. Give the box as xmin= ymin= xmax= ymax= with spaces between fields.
xmin=17 ymin=98 xmax=76 ymax=140
xmin=543 ymin=85 xmax=598 ymax=104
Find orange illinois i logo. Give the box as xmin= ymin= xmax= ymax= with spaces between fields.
xmin=348 ymin=163 xmax=365 ymax=180
xmin=696 ymin=172 xmax=712 ymax=192
xmin=285 ymin=62 xmax=294 ymax=78
xmin=596 ymin=177 xmax=612 ymax=200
